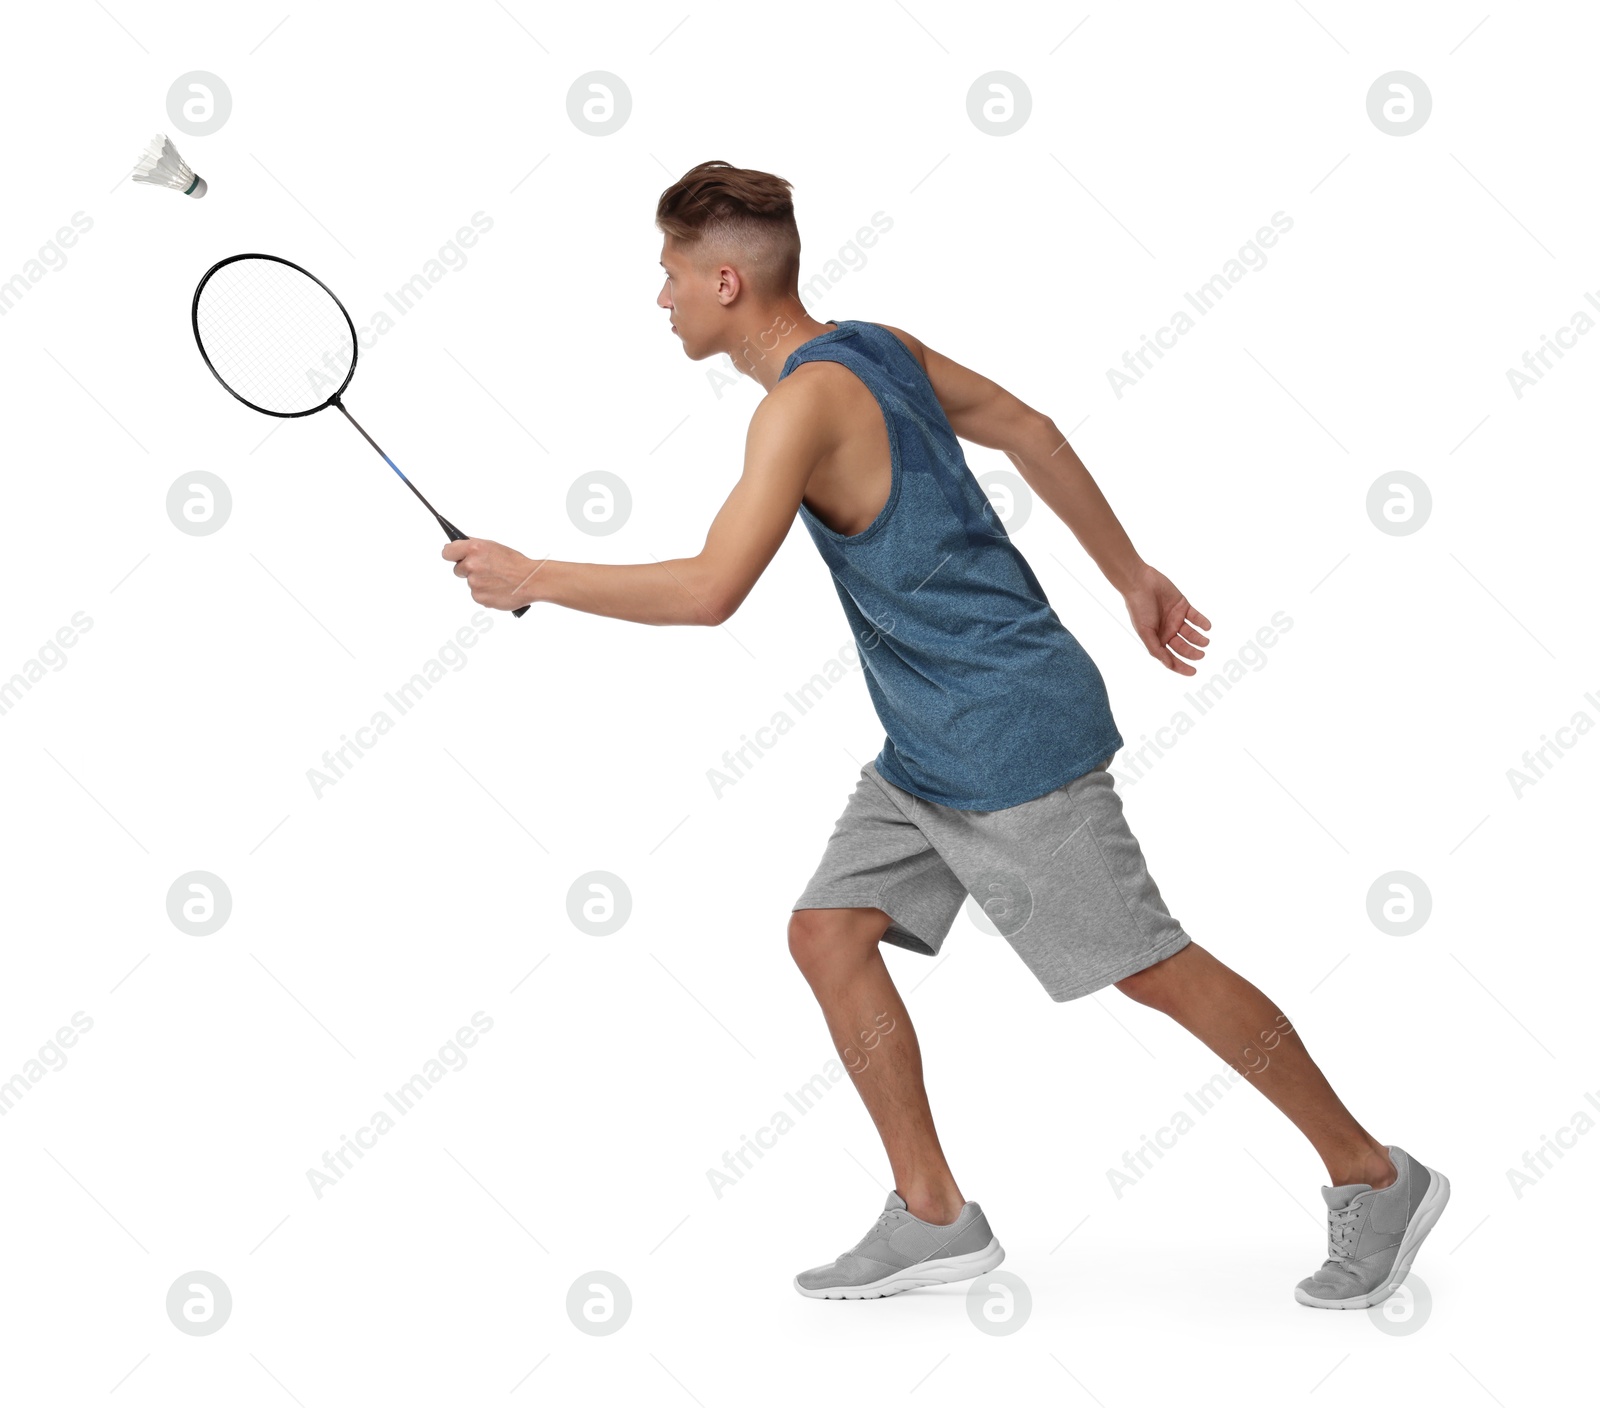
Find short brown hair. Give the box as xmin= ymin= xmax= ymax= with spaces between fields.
xmin=656 ymin=160 xmax=801 ymax=297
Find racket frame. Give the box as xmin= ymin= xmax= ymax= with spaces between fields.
xmin=192 ymin=252 xmax=529 ymax=616
xmin=192 ymin=252 xmax=358 ymax=418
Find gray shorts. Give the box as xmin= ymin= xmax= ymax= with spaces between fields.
xmin=793 ymin=759 xmax=1191 ymax=1002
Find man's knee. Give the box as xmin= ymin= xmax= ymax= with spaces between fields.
xmin=1114 ymin=950 xmax=1183 ymax=1009
xmin=787 ymin=907 xmax=888 ymax=973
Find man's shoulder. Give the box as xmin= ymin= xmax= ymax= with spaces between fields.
xmin=779 ymin=321 xmax=929 ymax=386
xmin=750 ymin=365 xmax=837 ymax=447
xmin=864 ymin=322 xmax=929 ymax=373
xmin=766 ymin=355 xmax=855 ymax=408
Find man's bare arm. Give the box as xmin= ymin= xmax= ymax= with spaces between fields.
xmin=443 ymin=387 xmax=822 ymax=625
xmin=876 ymin=323 xmax=1212 ymax=675
xmin=877 ymin=324 xmax=1145 ymax=588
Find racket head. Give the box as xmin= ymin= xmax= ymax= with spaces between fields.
xmin=192 ymin=253 xmax=358 ymax=418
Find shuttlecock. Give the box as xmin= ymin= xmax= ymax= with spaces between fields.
xmin=131 ymin=133 xmax=207 ymax=198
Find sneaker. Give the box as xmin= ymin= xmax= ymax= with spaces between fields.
xmin=1295 ymin=1144 xmax=1450 ymax=1309
xmin=793 ymin=1191 xmax=1005 ymax=1300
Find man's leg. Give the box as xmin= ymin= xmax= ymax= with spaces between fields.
xmin=1114 ymin=940 xmax=1396 ymax=1189
xmin=788 ymin=907 xmax=966 ymax=1224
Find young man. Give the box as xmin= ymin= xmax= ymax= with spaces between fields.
xmin=444 ymin=161 xmax=1450 ymax=1308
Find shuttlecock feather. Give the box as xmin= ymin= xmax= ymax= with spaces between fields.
xmin=131 ymin=133 xmax=207 ymax=198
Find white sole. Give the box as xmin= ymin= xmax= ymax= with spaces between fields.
xmin=1295 ymin=1165 xmax=1451 ymax=1309
xmin=794 ymin=1236 xmax=1006 ymax=1300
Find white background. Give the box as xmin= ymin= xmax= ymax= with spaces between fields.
xmin=0 ymin=1 xmax=1592 ymax=1402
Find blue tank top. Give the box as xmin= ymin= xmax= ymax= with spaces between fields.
xmin=780 ymin=320 xmax=1122 ymax=810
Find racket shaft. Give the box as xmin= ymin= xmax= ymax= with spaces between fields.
xmin=333 ymin=402 xmax=528 ymax=616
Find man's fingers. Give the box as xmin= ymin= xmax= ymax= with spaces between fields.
xmin=1157 ymin=638 xmax=1198 ymax=675
xmin=1138 ymin=622 xmax=1203 ymax=676
xmin=1177 ymin=621 xmax=1209 ymax=648
xmin=1137 ymin=627 xmax=1176 ymax=671
xmin=1166 ymin=635 xmax=1204 ymax=662
xmin=1186 ymin=605 xmax=1212 ymax=632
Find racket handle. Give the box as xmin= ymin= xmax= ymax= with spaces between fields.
xmin=440 ymin=517 xmax=530 ymax=618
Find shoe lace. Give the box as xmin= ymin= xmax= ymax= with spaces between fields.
xmin=849 ymin=1210 xmax=896 ymax=1253
xmin=1326 ymin=1202 xmax=1363 ymax=1261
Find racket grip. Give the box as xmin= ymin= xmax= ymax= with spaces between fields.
xmin=440 ymin=517 xmax=530 ymax=618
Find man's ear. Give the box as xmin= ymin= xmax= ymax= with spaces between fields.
xmin=716 ymin=264 xmax=742 ymax=306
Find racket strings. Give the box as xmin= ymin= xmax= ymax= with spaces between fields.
xmin=195 ymin=259 xmax=354 ymax=414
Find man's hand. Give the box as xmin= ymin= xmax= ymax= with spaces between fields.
xmin=442 ymin=538 xmax=543 ymax=612
xmin=1122 ymin=564 xmax=1211 ymax=676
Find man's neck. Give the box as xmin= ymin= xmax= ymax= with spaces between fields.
xmin=727 ymin=302 xmax=839 ymax=391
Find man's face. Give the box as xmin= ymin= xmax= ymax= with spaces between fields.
xmin=657 ymin=237 xmax=722 ymax=361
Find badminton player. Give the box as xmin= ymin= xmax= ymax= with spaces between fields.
xmin=443 ymin=161 xmax=1449 ymax=1308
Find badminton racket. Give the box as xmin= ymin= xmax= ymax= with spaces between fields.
xmin=192 ymin=252 xmax=529 ymax=616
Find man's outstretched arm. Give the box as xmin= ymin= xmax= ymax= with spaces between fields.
xmin=444 ymin=388 xmax=822 ymax=625
xmin=878 ymin=324 xmax=1213 ymax=676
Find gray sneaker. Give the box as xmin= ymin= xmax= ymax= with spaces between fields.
xmin=794 ymin=1191 xmax=1005 ymax=1300
xmin=1295 ymin=1144 xmax=1450 ymax=1309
